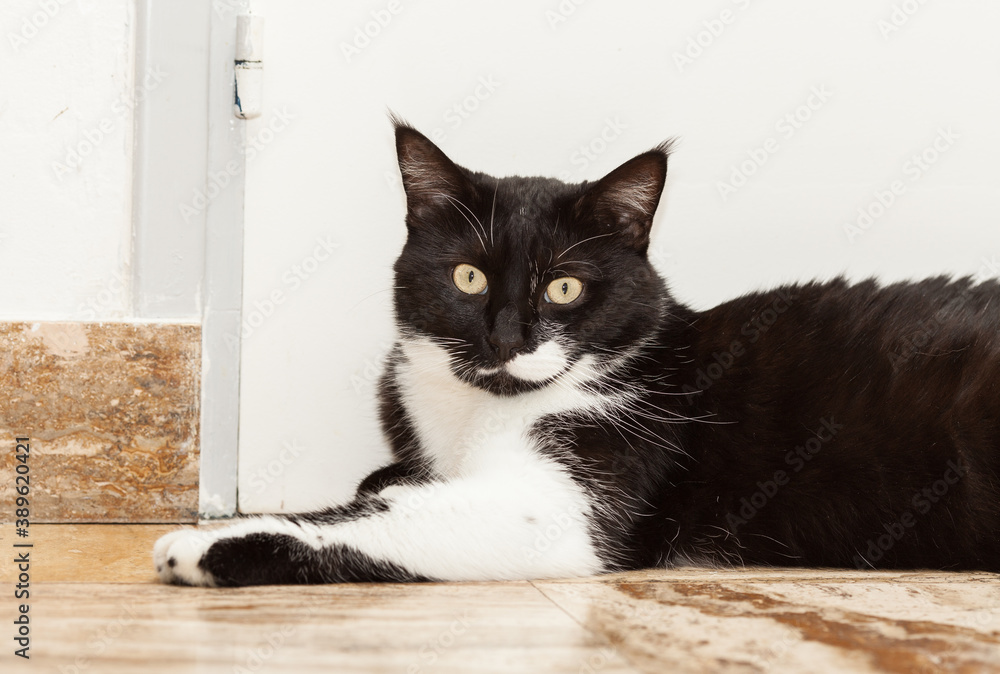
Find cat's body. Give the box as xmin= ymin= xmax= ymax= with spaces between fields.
xmin=155 ymin=123 xmax=1000 ymax=586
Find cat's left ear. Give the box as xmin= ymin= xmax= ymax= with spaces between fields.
xmin=393 ymin=119 xmax=476 ymax=227
xmin=575 ymin=143 xmax=671 ymax=252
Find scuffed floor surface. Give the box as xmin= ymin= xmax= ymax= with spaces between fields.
xmin=2 ymin=525 xmax=998 ymax=673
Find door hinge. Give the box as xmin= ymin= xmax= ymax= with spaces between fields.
xmin=234 ymin=14 xmax=264 ymax=119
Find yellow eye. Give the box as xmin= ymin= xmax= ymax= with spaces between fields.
xmin=453 ymin=264 xmax=488 ymax=295
xmin=544 ymin=277 xmax=583 ymax=304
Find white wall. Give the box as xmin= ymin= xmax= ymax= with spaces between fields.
xmin=0 ymin=0 xmax=137 ymax=321
xmin=3 ymin=0 xmax=995 ymax=515
xmin=238 ymin=0 xmax=1000 ymax=513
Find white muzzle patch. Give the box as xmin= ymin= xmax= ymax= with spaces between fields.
xmin=504 ymin=340 xmax=569 ymax=382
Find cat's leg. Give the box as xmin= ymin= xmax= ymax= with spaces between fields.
xmin=152 ymin=499 xmax=423 ymax=586
xmin=354 ymin=459 xmax=427 ymax=496
xmin=154 ymin=470 xmax=603 ymax=586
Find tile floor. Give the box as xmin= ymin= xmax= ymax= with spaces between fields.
xmin=2 ymin=525 xmax=999 ymax=673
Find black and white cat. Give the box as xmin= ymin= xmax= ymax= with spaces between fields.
xmin=155 ymin=121 xmax=1000 ymax=586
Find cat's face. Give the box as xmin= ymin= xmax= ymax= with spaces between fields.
xmin=391 ymin=123 xmax=671 ymax=396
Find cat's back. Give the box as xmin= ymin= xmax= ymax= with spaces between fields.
xmin=683 ymin=275 xmax=1000 ymax=409
xmin=667 ymin=275 xmax=1000 ymax=569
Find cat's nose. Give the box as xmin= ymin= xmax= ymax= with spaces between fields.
xmin=489 ymin=302 xmax=527 ymax=362
xmin=489 ymin=334 xmax=525 ymax=362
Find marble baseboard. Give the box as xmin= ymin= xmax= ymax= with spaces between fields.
xmin=0 ymin=322 xmax=200 ymax=522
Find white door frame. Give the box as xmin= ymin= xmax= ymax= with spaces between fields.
xmin=133 ymin=0 xmax=249 ymax=518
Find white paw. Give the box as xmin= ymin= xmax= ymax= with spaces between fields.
xmin=153 ymin=528 xmax=219 ymax=586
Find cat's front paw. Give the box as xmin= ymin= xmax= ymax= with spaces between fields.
xmin=153 ymin=528 xmax=219 ymax=586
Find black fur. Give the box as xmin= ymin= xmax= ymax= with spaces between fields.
xmin=572 ymin=276 xmax=1000 ymax=571
xmin=383 ymin=122 xmax=1000 ymax=572
xmin=355 ymin=459 xmax=429 ymax=496
xmin=199 ymin=533 xmax=426 ymax=586
xmin=163 ymin=122 xmax=999 ymax=586
xmin=391 ymin=123 xmax=670 ymax=398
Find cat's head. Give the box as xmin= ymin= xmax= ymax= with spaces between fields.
xmin=391 ymin=121 xmax=672 ymax=396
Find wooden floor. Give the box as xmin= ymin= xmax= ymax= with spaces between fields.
xmin=2 ymin=525 xmax=999 ymax=673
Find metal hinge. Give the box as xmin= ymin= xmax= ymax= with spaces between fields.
xmin=234 ymin=15 xmax=264 ymax=119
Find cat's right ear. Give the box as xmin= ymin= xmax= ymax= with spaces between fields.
xmin=393 ymin=121 xmax=474 ymax=226
xmin=573 ymin=142 xmax=672 ymax=253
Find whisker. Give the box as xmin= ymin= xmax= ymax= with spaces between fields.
xmin=437 ymin=193 xmax=488 ymax=254
xmin=348 ymin=286 xmax=405 ymax=313
xmin=556 ymin=232 xmax=616 ymax=260
xmin=490 ymin=179 xmax=499 ymax=247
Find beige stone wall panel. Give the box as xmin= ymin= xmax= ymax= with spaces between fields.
xmin=0 ymin=322 xmax=200 ymax=522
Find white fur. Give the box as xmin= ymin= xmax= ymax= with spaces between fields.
xmin=504 ymin=339 xmax=569 ymax=382
xmin=154 ymin=528 xmax=219 ymax=586
xmin=156 ymin=337 xmax=612 ymax=585
xmin=395 ymin=337 xmax=603 ymax=476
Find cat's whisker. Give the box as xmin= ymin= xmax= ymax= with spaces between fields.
xmin=346 ymin=286 xmax=409 ymax=315
xmin=550 ymin=260 xmax=603 ymax=278
xmin=489 ymin=178 xmax=499 ymax=246
xmin=745 ymin=532 xmax=793 ymax=551
xmin=437 ymin=192 xmax=489 ymax=254
xmin=556 ymin=232 xmax=616 ymax=260
xmin=621 ymin=299 xmax=660 ymax=311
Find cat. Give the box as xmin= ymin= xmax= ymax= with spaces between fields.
xmin=154 ymin=120 xmax=1000 ymax=586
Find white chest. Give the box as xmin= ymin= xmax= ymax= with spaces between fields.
xmin=395 ymin=338 xmax=604 ymax=477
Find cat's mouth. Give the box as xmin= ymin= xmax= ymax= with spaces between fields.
xmin=464 ymin=367 xmax=566 ymax=396
xmin=503 ymin=340 xmax=571 ymax=382
xmin=461 ymin=340 xmax=575 ymax=395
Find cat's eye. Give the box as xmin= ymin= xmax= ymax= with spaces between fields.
xmin=544 ymin=277 xmax=583 ymax=305
xmin=453 ymin=264 xmax=488 ymax=295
